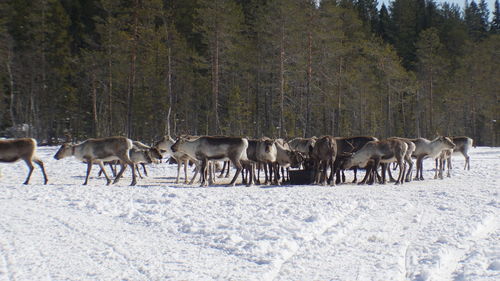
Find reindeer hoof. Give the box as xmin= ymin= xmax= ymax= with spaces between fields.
xmin=106 ymin=180 xmax=111 ymax=186
xmin=130 ymin=181 xmax=137 ymax=186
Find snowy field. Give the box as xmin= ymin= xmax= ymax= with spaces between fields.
xmin=0 ymin=146 xmax=498 ymax=281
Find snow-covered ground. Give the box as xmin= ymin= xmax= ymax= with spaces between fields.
xmin=0 ymin=146 xmax=498 ymax=281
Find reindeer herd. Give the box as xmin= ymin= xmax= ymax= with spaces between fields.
xmin=0 ymin=134 xmax=474 ymax=187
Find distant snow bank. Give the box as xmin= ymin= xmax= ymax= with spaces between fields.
xmin=0 ymin=146 xmax=498 ymax=280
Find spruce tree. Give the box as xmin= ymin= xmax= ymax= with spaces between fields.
xmin=492 ymin=0 xmax=500 ymax=33
xmin=377 ymin=3 xmax=390 ymax=41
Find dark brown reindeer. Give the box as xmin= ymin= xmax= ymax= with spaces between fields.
xmin=310 ymin=136 xmax=337 ymax=185
xmin=171 ymin=136 xmax=249 ymax=187
xmin=54 ymin=136 xmax=137 ymax=186
xmin=0 ymin=138 xmax=48 ymax=184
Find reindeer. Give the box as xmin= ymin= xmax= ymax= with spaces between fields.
xmin=0 ymin=138 xmax=48 ymax=184
xmin=54 ymin=136 xmax=137 ymax=186
xmin=154 ymin=135 xmax=200 ymax=184
xmin=342 ymin=139 xmax=408 ymax=185
xmin=310 ymin=136 xmax=337 ymax=185
xmin=255 ymin=137 xmax=278 ymax=185
xmin=434 ymin=136 xmax=473 ymax=179
xmin=274 ymin=141 xmax=305 ymax=184
xmin=387 ymin=137 xmax=416 ymax=182
xmin=435 ymin=148 xmax=452 ymax=179
xmin=333 ymin=136 xmax=379 ymax=184
xmin=451 ymin=136 xmax=473 ymax=170
xmin=171 ymin=136 xmax=248 ymax=187
xmin=288 ymin=137 xmax=316 ymax=157
xmin=411 ymin=136 xmax=456 ymax=181
xmin=128 ymin=145 xmax=162 ymax=178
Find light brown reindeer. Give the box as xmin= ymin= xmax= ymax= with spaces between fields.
xmin=0 ymin=138 xmax=48 ymax=184
xmin=54 ymin=136 xmax=137 ymax=186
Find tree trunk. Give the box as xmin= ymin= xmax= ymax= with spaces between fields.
xmin=279 ymin=22 xmax=285 ymax=138
xmin=166 ymin=46 xmax=173 ymax=137
xmin=126 ymin=2 xmax=139 ymax=138
xmin=6 ymin=50 xmax=15 ymax=127
xmin=386 ymin=79 xmax=391 ymax=137
xmin=429 ymin=64 xmax=434 ymax=134
xmin=336 ymin=56 xmax=343 ymax=137
xmin=305 ymin=27 xmax=312 ymax=137
xmin=91 ymin=71 xmax=98 ymax=137
xmin=107 ymin=18 xmax=113 ymax=136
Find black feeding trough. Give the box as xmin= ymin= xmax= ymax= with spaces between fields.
xmin=288 ymin=169 xmax=315 ymax=185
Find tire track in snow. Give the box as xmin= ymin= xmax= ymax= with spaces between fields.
xmin=0 ymin=238 xmax=14 ymax=281
xmin=401 ymin=203 xmax=426 ymax=280
xmin=46 ymin=214 xmax=153 ymax=280
xmin=264 ymin=200 xmax=369 ymax=281
xmin=426 ymin=215 xmax=498 ymax=280
xmin=0 ymin=210 xmax=52 ymax=281
xmin=1 ymin=200 xmax=152 ymax=281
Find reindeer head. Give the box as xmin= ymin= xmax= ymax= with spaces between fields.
xmin=54 ymin=143 xmax=74 ymax=160
xmin=154 ymin=135 xmax=175 ymax=155
xmin=438 ymin=136 xmax=456 ymax=150
xmin=171 ymin=137 xmax=187 ymax=153
xmin=289 ymin=151 xmax=305 ymax=168
xmin=149 ymin=147 xmax=163 ymax=162
xmin=263 ymin=139 xmax=275 ymax=153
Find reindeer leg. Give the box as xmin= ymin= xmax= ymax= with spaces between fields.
xmin=33 ymin=159 xmax=48 ymax=185
xmin=129 ymin=162 xmax=137 ymax=186
xmin=135 ymin=164 xmax=143 ymax=179
xmin=446 ymin=158 xmax=451 ymax=177
xmin=23 ymin=159 xmax=35 ymax=185
xmin=434 ymin=158 xmax=439 ymax=179
xmin=228 ymin=160 xmax=242 ymax=187
xmin=405 ymin=156 xmax=413 ymax=182
xmin=83 ymin=160 xmax=93 ymax=185
xmin=184 ymin=160 xmax=189 ymax=184
xmin=98 ymin=161 xmax=112 ymax=185
xmin=141 ymin=163 xmax=148 ymax=176
xmin=200 ymin=160 xmax=208 ymax=187
xmin=418 ymin=156 xmax=425 ymax=180
xmin=387 ymin=164 xmax=397 ymax=182
xmin=225 ymin=161 xmax=231 ymax=178
xmin=208 ymin=162 xmax=215 ymax=185
xmin=395 ymin=158 xmax=405 ymax=185
xmin=247 ymin=163 xmax=254 ymax=187
xmin=263 ymin=163 xmax=269 ymax=185
xmin=176 ymin=161 xmax=181 ymax=184
xmin=189 ymin=162 xmax=199 ymax=185
xmin=218 ymin=161 xmax=226 ymax=178
xmin=380 ymin=162 xmax=387 ymax=185
xmin=113 ymin=163 xmax=126 ymax=184
xmin=359 ymin=166 xmax=370 ymax=185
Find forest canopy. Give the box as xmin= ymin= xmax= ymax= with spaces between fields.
xmin=0 ymin=0 xmax=498 ymax=145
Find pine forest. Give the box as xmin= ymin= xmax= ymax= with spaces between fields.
xmin=0 ymin=0 xmax=499 ymax=145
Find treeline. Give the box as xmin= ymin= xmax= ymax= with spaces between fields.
xmin=0 ymin=0 xmax=498 ymax=145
